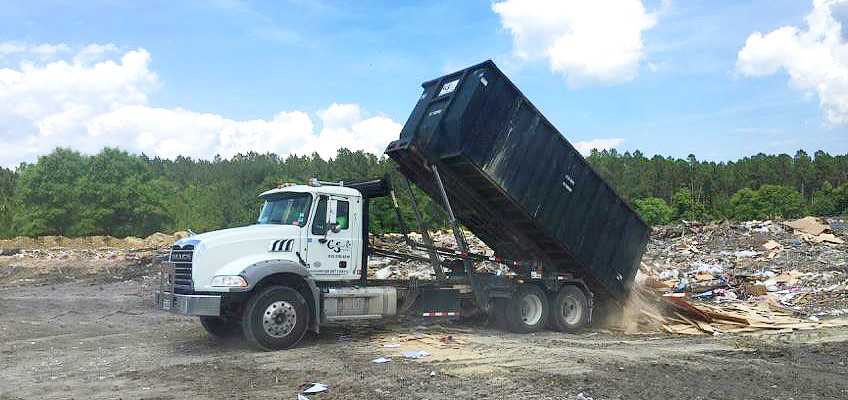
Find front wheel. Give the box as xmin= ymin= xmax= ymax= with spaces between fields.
xmin=550 ymin=285 xmax=589 ymax=333
xmin=242 ymin=286 xmax=309 ymax=350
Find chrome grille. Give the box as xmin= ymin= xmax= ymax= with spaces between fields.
xmin=169 ymin=244 xmax=194 ymax=292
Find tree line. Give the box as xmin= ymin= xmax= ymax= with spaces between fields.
xmin=0 ymin=147 xmax=448 ymax=238
xmin=588 ymin=149 xmax=848 ymax=225
xmin=0 ymin=147 xmax=845 ymax=239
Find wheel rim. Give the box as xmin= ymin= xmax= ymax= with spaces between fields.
xmin=561 ymin=294 xmax=582 ymax=326
xmin=519 ymin=293 xmax=544 ymax=326
xmin=262 ymin=300 xmax=297 ymax=338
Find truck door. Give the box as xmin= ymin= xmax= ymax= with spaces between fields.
xmin=306 ymin=195 xmax=357 ymax=280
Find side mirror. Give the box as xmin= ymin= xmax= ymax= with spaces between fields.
xmin=325 ymin=199 xmax=338 ymax=235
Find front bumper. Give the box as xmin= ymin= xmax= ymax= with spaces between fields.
xmin=154 ymin=291 xmax=221 ymax=316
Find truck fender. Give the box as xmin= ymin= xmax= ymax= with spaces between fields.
xmin=239 ymin=260 xmax=321 ymax=333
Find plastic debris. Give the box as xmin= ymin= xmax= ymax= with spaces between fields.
xmin=374 ymin=266 xmax=394 ymax=280
xmin=303 ymin=383 xmax=328 ymax=394
xmin=298 ymin=395 xmax=309 ymax=400
xmin=402 ymin=350 xmax=430 ymax=359
xmin=372 ymin=357 xmax=391 ymax=364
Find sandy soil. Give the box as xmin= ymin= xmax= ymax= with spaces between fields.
xmin=2 ymin=259 xmax=848 ymax=400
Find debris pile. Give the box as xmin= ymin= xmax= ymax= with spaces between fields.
xmin=1 ymin=248 xmax=166 ymax=261
xmin=633 ymin=216 xmax=848 ymax=335
xmin=0 ymin=231 xmax=190 ymax=250
xmin=367 ymin=231 xmax=503 ymax=280
xmin=370 ymin=216 xmax=848 ymax=335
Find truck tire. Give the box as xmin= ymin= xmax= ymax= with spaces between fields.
xmin=200 ymin=316 xmax=242 ymax=339
xmin=550 ymin=285 xmax=589 ymax=333
xmin=504 ymin=284 xmax=548 ymax=333
xmin=491 ymin=298 xmax=510 ymax=330
xmin=242 ymin=286 xmax=309 ymax=350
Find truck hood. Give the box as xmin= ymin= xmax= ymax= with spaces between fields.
xmin=175 ymin=224 xmax=300 ymax=250
xmin=175 ymin=224 xmax=305 ymax=291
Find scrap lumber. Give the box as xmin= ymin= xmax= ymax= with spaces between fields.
xmin=637 ymin=290 xmax=848 ymax=335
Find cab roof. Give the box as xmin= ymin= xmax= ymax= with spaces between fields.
xmin=259 ymin=184 xmax=361 ymax=198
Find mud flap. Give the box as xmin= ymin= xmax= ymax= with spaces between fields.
xmin=414 ymin=287 xmax=461 ymax=317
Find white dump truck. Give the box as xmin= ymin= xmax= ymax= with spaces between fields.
xmin=154 ymin=60 xmax=649 ymax=350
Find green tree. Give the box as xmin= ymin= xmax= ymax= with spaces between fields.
xmin=755 ymin=184 xmax=805 ymax=219
xmin=671 ymin=187 xmax=708 ymax=221
xmin=729 ymin=187 xmax=762 ymax=221
xmin=14 ymin=148 xmax=89 ymax=236
xmin=811 ymin=181 xmax=838 ymax=216
xmin=632 ymin=197 xmax=673 ymax=226
xmin=0 ymin=167 xmax=16 ymax=238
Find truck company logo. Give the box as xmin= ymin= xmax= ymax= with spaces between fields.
xmin=268 ymin=239 xmax=295 ymax=252
xmin=327 ymin=239 xmax=351 ymax=253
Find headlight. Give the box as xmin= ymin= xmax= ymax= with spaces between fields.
xmin=210 ymin=275 xmax=248 ymax=288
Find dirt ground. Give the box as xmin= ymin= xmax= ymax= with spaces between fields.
xmin=1 ymin=258 xmax=847 ymax=400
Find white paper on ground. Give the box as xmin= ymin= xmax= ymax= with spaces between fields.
xmin=402 ymin=350 xmax=430 ymax=359
xmin=304 ymin=383 xmax=328 ymax=394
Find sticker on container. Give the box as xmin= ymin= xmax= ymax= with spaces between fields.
xmin=438 ymin=79 xmax=459 ymax=96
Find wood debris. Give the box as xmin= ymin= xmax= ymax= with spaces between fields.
xmin=628 ymin=287 xmax=848 ymax=336
xmin=376 ymin=333 xmax=468 ymax=349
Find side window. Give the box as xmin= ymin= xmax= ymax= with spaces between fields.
xmin=336 ymin=200 xmax=349 ymax=230
xmin=312 ymin=197 xmax=327 ymax=235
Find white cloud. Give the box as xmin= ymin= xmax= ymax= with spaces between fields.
xmin=316 ymin=103 xmax=361 ymax=130
xmin=492 ymin=0 xmax=661 ymax=87
xmin=30 ymin=44 xmax=70 ymax=55
xmin=574 ymin=138 xmax=625 ymax=155
xmin=736 ymin=0 xmax=848 ymax=126
xmin=296 ymin=103 xmax=402 ymax=159
xmin=0 ymin=42 xmax=26 ymax=54
xmin=0 ymin=43 xmax=402 ymax=168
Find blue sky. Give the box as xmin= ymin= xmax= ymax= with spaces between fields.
xmin=0 ymin=0 xmax=846 ymax=168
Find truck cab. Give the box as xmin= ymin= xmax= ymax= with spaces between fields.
xmin=155 ymin=180 xmax=401 ymax=350
xmin=254 ymin=184 xmax=364 ymax=282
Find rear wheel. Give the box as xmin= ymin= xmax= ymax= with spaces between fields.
xmin=242 ymin=286 xmax=309 ymax=350
xmin=491 ymin=298 xmax=510 ymax=330
xmin=550 ymin=285 xmax=589 ymax=333
xmin=504 ymin=284 xmax=548 ymax=333
xmin=200 ymin=316 xmax=242 ymax=339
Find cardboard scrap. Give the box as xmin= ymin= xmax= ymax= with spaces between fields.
xmin=816 ymin=233 xmax=845 ymax=244
xmin=746 ymin=284 xmax=768 ymax=296
xmin=786 ymin=216 xmax=830 ymax=236
xmin=762 ymin=240 xmax=781 ymax=250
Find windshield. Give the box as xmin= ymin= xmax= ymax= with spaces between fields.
xmin=257 ymin=192 xmax=312 ymax=226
